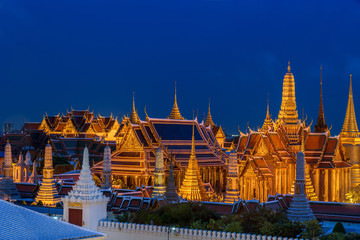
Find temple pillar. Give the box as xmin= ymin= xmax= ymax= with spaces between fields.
xmin=219 ymin=169 xmax=223 ymax=193
xmin=278 ymin=168 xmax=282 ymax=194
xmin=134 ymin=176 xmax=137 ymax=187
xmin=123 ymin=175 xmax=128 ymax=186
xmin=330 ymin=169 xmax=335 ymax=202
xmin=211 ymin=167 xmax=215 ymax=187
xmin=324 ymin=170 xmax=329 ymax=201
xmin=286 ymin=167 xmax=289 ymax=194
xmin=314 ymin=169 xmax=320 ymax=198
xmin=240 ymin=177 xmax=244 ymax=199
xmin=264 ymin=178 xmax=268 ymax=201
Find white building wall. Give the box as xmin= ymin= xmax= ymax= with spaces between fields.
xmin=97 ymin=221 xmax=305 ymax=240
xmin=83 ymin=202 xmax=107 ymax=231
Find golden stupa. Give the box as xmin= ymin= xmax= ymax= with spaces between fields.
xmin=179 ymin=120 xmax=207 ymax=201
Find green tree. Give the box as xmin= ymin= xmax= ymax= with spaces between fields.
xmin=344 ymin=232 xmax=360 ymax=240
xmin=224 ymin=222 xmax=243 ymax=233
xmin=117 ymin=212 xmax=131 ymax=223
xmin=190 ymin=220 xmax=206 ymax=230
xmin=333 ymin=222 xmax=346 ymax=234
xmin=302 ymin=219 xmax=323 ymax=240
xmin=320 ymin=233 xmax=345 ymax=240
xmin=37 ymin=200 xmax=44 ymax=206
xmin=131 ymin=202 xmax=219 ymax=228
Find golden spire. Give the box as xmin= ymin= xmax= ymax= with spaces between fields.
xmin=205 ymin=99 xmax=215 ymax=127
xmin=130 ymin=92 xmax=139 ymax=124
xmin=315 ymin=65 xmax=328 ymax=132
xmin=168 ymin=82 xmax=184 ymax=120
xmin=278 ymin=61 xmax=299 ymax=124
xmin=288 ymin=60 xmax=291 ymax=72
xmin=341 ymin=74 xmax=360 ymax=138
xmin=179 ymin=119 xmax=207 ymax=201
xmin=261 ymin=96 xmax=272 ymax=131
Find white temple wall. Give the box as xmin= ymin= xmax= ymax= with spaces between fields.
xmin=97 ymin=221 xmax=304 ymax=240
xmin=83 ymin=202 xmax=107 ymax=231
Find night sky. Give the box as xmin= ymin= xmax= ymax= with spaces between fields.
xmin=1 ymin=0 xmax=360 ymax=135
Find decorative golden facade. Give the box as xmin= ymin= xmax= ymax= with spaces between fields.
xmin=39 ymin=108 xmax=120 ymax=140
xmin=237 ymin=64 xmax=351 ymax=202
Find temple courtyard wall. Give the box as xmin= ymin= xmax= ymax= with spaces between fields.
xmin=97 ymin=221 xmax=305 ymax=240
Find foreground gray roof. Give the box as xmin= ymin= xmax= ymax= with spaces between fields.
xmin=0 ymin=200 xmax=106 ymax=240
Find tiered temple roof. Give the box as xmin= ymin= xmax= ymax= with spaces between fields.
xmin=237 ymin=128 xmax=350 ymax=177
xmin=92 ymin=116 xmax=226 ymax=179
xmin=1 ymin=109 xmax=118 ymax=165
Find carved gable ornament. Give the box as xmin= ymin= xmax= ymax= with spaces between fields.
xmin=121 ymin=129 xmax=143 ymax=151
xmin=254 ymin=138 xmax=269 ymax=157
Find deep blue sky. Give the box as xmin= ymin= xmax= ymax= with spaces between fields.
xmin=1 ymin=0 xmax=360 ymax=135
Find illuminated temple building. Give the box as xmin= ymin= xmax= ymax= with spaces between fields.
xmin=235 ymin=63 xmax=352 ymax=202
xmin=92 ymin=91 xmax=227 ymax=194
xmin=1 ymin=108 xmax=118 ymax=165
xmin=1 ymin=63 xmax=360 ymax=204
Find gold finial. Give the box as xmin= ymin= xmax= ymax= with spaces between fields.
xmin=174 ymin=81 xmax=177 ymax=106
xmin=168 ymin=81 xmax=184 ymax=120
xmin=267 ymin=94 xmax=270 ymax=116
xmin=205 ymin=98 xmax=215 ymax=127
xmin=132 ymin=92 xmax=135 ymax=109
xmin=320 ymin=65 xmax=323 ymax=85
xmin=130 ymin=92 xmax=139 ymax=124
xmin=288 ymin=61 xmax=291 ymax=72
xmin=350 ymin=74 xmax=353 ymax=97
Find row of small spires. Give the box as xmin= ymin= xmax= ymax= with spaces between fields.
xmin=41 ymin=62 xmax=359 ymax=137
xmin=130 ymin=62 xmax=358 ymax=138
xmin=130 ymin=83 xmax=215 ymax=128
